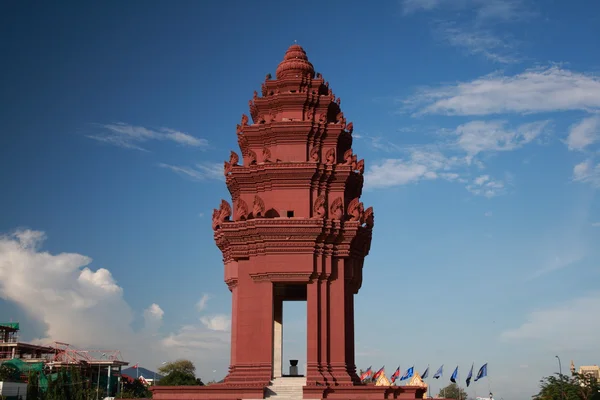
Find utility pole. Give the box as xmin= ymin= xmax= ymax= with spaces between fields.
xmin=556 ymin=355 xmax=564 ymax=400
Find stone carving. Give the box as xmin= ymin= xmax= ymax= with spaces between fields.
xmin=309 ymin=146 xmax=320 ymax=162
xmin=356 ymin=159 xmax=365 ymax=174
xmin=344 ymin=149 xmax=358 ymax=169
xmin=241 ymin=114 xmax=249 ymax=127
xmin=336 ymin=97 xmax=341 ymax=106
xmin=328 ymin=88 xmax=333 ymax=98
xmin=261 ymin=83 xmax=268 ymax=96
xmin=237 ymin=135 xmax=249 ymax=156
xmin=346 ymin=122 xmax=354 ymax=134
xmin=330 ymin=197 xmax=344 ymax=220
xmin=347 ymin=198 xmax=364 ymax=222
xmin=235 ymin=199 xmax=249 ymax=221
xmin=305 ymin=107 xmax=314 ymax=121
xmin=336 ymin=111 xmax=347 ymax=129
xmin=363 ymin=206 xmax=374 ymax=228
xmin=325 ymin=148 xmax=336 ymax=164
xmin=246 ymin=149 xmax=257 ymax=166
xmin=265 ymin=73 xmax=272 ymax=80
xmin=316 ymin=72 xmax=322 ymax=79
xmin=253 ymin=90 xmax=258 ymax=100
xmin=229 ymin=151 xmax=239 ymax=166
xmin=313 ymin=193 xmax=327 ymax=218
xmin=253 ymin=195 xmax=265 ymax=218
xmin=269 ymin=111 xmax=278 ymax=123
xmin=318 ymin=113 xmax=327 ymax=124
xmin=262 ymin=146 xmax=272 ymax=162
xmin=325 ymin=81 xmax=329 ymax=88
xmin=212 ymin=199 xmax=232 ymax=230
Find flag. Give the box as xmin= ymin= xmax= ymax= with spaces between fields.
xmin=475 ymin=363 xmax=488 ymax=382
xmin=466 ymin=364 xmax=474 ymax=387
xmin=373 ymin=366 xmax=385 ymax=381
xmin=400 ymin=366 xmax=414 ymax=381
xmin=391 ymin=367 xmax=401 ymax=383
xmin=132 ymin=363 xmax=139 ymax=369
xmin=450 ymin=366 xmax=458 ymax=383
xmin=360 ymin=366 xmax=372 ymax=381
xmin=433 ymin=365 xmax=443 ymax=379
xmin=421 ymin=366 xmax=429 ymax=379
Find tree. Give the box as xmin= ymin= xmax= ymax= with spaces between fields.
xmin=118 ymin=379 xmax=152 ymax=398
xmin=158 ymin=359 xmax=196 ymax=377
xmin=157 ymin=370 xmax=204 ymax=386
xmin=534 ymin=372 xmax=600 ymax=400
xmin=0 ymin=364 xmax=20 ymax=382
xmin=438 ymin=383 xmax=468 ymax=399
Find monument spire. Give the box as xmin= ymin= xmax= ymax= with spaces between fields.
xmin=154 ymin=44 xmax=424 ymax=400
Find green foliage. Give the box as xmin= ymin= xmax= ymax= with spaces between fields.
xmin=118 ymin=378 xmax=152 ymax=398
xmin=158 ymin=359 xmax=196 ymax=376
xmin=437 ymin=382 xmax=468 ymax=399
xmin=0 ymin=364 xmax=20 ymax=382
xmin=157 ymin=370 xmax=204 ymax=386
xmin=534 ymin=372 xmax=600 ymax=400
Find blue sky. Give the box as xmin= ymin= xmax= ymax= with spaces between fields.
xmin=1 ymin=0 xmax=599 ymax=398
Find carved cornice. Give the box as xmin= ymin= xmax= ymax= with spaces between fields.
xmin=249 ymin=272 xmax=312 ymax=283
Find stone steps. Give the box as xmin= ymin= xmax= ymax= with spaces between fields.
xmin=265 ymin=377 xmax=306 ymax=400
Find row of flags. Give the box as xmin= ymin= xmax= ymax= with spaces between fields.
xmin=361 ymin=363 xmax=488 ymax=387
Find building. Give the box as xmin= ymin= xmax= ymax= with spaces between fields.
xmin=579 ymin=365 xmax=600 ymax=380
xmin=153 ymin=44 xmax=424 ymax=400
xmin=1 ymin=323 xmax=128 ymax=397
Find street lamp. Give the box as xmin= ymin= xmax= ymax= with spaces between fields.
xmin=96 ymin=352 xmax=106 ymax=400
xmin=556 ymin=356 xmax=564 ymax=400
xmin=154 ymin=361 xmax=166 ymax=386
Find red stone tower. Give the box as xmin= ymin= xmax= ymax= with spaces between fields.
xmin=153 ymin=44 xmax=424 ymax=400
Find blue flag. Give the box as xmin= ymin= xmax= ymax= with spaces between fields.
xmin=421 ymin=366 xmax=429 ymax=379
xmin=475 ymin=363 xmax=488 ymax=382
xmin=466 ymin=364 xmax=474 ymax=387
xmin=450 ymin=366 xmax=458 ymax=383
xmin=433 ymin=365 xmax=443 ymax=379
xmin=400 ymin=366 xmax=414 ymax=381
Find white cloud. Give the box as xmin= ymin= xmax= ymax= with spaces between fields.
xmin=364 ymin=150 xmax=464 ymax=189
xmin=402 ymin=0 xmax=529 ymax=21
xmin=158 ymin=162 xmax=224 ymax=182
xmin=500 ymin=293 xmax=600 ymax=352
xmin=566 ymin=116 xmax=600 ymax=151
xmin=453 ymin=120 xmax=549 ymax=161
xmin=88 ymin=122 xmax=208 ymax=151
xmin=0 ymin=229 xmax=230 ymax=379
xmin=404 ymin=66 xmax=600 ymax=116
xmin=200 ymin=315 xmax=231 ymax=332
xmin=436 ymin=23 xmax=519 ymax=64
xmin=484 ymin=211 xmax=493 ymax=217
xmin=573 ymin=160 xmax=600 ymax=188
xmin=196 ymin=294 xmax=210 ymax=312
xmin=466 ymin=174 xmax=505 ymax=198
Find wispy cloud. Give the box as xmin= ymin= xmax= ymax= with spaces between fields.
xmin=466 ymin=174 xmax=506 ymax=198
xmin=403 ymin=0 xmax=531 ymax=63
xmin=158 ymin=162 xmax=223 ymax=182
xmin=364 ymin=150 xmax=465 ymax=189
xmin=403 ymin=66 xmax=600 ymax=116
xmin=196 ymin=294 xmax=210 ymax=312
xmin=453 ymin=120 xmax=550 ymax=162
xmin=88 ymin=122 xmax=208 ymax=151
xmin=501 ymin=292 xmax=600 ymax=352
xmin=566 ymin=116 xmax=600 ymax=151
xmin=435 ymin=22 xmax=520 ymax=64
xmin=573 ymin=160 xmax=600 ymax=188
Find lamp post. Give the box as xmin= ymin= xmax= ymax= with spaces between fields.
xmin=154 ymin=361 xmax=166 ymax=386
xmin=556 ymin=355 xmax=564 ymax=400
xmin=96 ymin=353 xmax=106 ymax=400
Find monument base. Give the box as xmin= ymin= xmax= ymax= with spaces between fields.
xmin=151 ymin=383 xmax=426 ymax=400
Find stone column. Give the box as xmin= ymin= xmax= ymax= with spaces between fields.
xmin=328 ymin=257 xmax=353 ymax=385
xmin=273 ymin=296 xmax=283 ymax=378
xmin=306 ymin=276 xmax=323 ymax=386
xmin=107 ymin=365 xmax=112 ymax=396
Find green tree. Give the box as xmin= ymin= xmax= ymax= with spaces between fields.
xmin=157 ymin=370 xmax=204 ymax=386
xmin=534 ymin=372 xmax=600 ymax=400
xmin=438 ymin=383 xmax=468 ymax=399
xmin=118 ymin=378 xmax=152 ymax=398
xmin=0 ymin=364 xmax=20 ymax=382
xmin=26 ymin=370 xmax=41 ymax=400
xmin=158 ymin=359 xmax=196 ymax=376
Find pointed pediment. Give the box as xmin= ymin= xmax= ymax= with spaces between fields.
xmin=375 ymin=373 xmax=392 ymax=386
xmin=407 ymin=371 xmax=427 ymax=388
